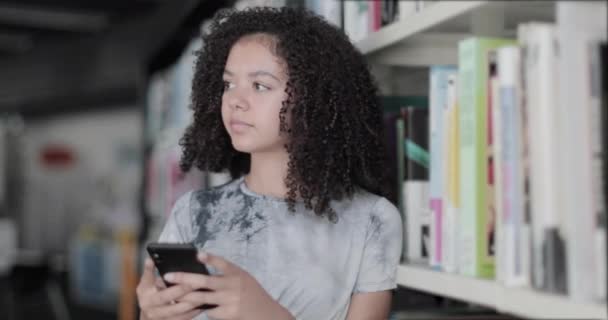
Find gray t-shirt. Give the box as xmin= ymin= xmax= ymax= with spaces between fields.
xmin=158 ymin=176 xmax=402 ymax=320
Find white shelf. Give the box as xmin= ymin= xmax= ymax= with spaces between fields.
xmin=397 ymin=264 xmax=607 ymax=319
xmin=356 ymin=1 xmax=554 ymax=66
xmin=356 ymin=1 xmax=485 ymax=55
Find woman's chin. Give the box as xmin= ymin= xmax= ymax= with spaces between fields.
xmin=231 ymin=140 xmax=255 ymax=153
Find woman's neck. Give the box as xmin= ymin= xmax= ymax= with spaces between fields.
xmin=245 ymin=149 xmax=290 ymax=199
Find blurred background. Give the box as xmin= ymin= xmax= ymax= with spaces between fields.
xmin=0 ymin=0 xmax=604 ymax=320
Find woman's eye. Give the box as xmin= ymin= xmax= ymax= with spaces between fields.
xmin=223 ymin=81 xmax=234 ymax=91
xmin=254 ymin=82 xmax=269 ymax=92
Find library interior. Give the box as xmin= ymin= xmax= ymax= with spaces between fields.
xmin=0 ymin=0 xmax=606 ymax=319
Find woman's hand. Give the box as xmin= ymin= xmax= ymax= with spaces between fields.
xmin=136 ymin=258 xmax=202 ymax=320
xmin=164 ymin=252 xmax=294 ymax=320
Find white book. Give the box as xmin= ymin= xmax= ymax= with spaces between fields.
xmin=318 ymin=0 xmax=342 ymax=28
xmin=405 ymin=181 xmax=431 ymax=264
xmin=343 ymin=2 xmax=358 ymax=43
xmin=496 ymin=45 xmax=531 ymax=288
xmin=556 ymin=1 xmax=607 ymax=302
xmin=429 ymin=66 xmax=457 ymax=270
xmin=344 ymin=1 xmax=369 ymax=43
xmin=520 ymin=22 xmax=567 ymax=293
xmin=589 ymin=41 xmax=607 ymax=301
xmin=442 ymin=73 xmax=459 ymax=274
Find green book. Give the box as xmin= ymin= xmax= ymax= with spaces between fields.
xmin=458 ymin=37 xmax=516 ymax=279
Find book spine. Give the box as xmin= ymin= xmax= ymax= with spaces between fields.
xmin=459 ymin=37 xmax=516 ymax=278
xmin=521 ymin=22 xmax=567 ymax=294
xmin=489 ymin=49 xmax=502 ymax=283
xmin=557 ymin=1 xmax=607 ymax=301
xmin=443 ymin=73 xmax=460 ymax=274
xmin=497 ymin=45 xmax=531 ymax=287
xmin=429 ymin=66 xmax=457 ymax=270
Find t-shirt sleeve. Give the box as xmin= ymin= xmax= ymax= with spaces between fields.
xmin=353 ymin=197 xmax=403 ymax=293
xmin=157 ymin=191 xmax=194 ymax=243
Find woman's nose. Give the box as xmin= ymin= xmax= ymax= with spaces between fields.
xmin=227 ymin=89 xmax=249 ymax=111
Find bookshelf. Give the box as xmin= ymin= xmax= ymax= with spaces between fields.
xmin=138 ymin=1 xmax=606 ymax=319
xmin=398 ymin=264 xmax=607 ymax=319
xmin=354 ymin=1 xmax=607 ymax=319
xmin=356 ymin=1 xmax=553 ymax=66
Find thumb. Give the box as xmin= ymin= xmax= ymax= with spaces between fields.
xmin=140 ymin=258 xmax=157 ymax=286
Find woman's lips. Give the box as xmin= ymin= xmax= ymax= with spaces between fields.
xmin=229 ymin=120 xmax=252 ymax=133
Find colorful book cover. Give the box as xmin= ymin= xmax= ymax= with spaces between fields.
xmin=429 ymin=65 xmax=457 ymax=270
xmin=458 ymin=36 xmax=516 ymax=279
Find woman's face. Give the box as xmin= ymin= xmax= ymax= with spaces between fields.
xmin=221 ymin=34 xmax=290 ymax=155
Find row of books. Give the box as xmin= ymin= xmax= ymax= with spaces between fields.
xmin=387 ymin=1 xmax=607 ymax=304
xmin=144 ymin=35 xmax=233 ymax=222
xmin=304 ymin=0 xmax=436 ymax=43
xmin=145 ymin=35 xmax=204 ymax=221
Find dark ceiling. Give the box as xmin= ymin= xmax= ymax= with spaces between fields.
xmin=0 ymin=0 xmax=235 ymax=116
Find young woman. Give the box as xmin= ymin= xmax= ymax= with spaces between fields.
xmin=136 ymin=6 xmax=402 ymax=320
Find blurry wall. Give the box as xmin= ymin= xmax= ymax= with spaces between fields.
xmin=19 ymin=107 xmax=142 ymax=256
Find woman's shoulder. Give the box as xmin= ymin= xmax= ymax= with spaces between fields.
xmin=336 ymin=188 xmax=402 ymax=226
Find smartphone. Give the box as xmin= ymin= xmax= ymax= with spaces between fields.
xmin=146 ymin=242 xmax=217 ymax=310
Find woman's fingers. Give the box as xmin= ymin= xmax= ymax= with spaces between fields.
xmin=197 ymin=252 xmax=236 ymax=274
xmin=155 ymin=276 xmax=167 ymax=289
xmin=137 ymin=258 xmax=158 ymax=296
xmin=173 ymin=309 xmax=203 ymax=320
xmin=146 ymin=284 xmax=194 ymax=308
xmin=164 ymin=272 xmax=226 ymax=291
xmin=178 ymin=288 xmax=226 ymax=307
xmin=145 ymin=300 xmax=199 ymax=319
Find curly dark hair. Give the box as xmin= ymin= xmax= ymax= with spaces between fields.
xmin=179 ymin=6 xmax=388 ymax=221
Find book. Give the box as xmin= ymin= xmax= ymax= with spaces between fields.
xmin=380 ymin=0 xmax=399 ymax=27
xmin=590 ymin=40 xmax=607 ymax=302
xmin=404 ymin=107 xmax=430 ymax=264
xmin=307 ymin=0 xmax=342 ymax=28
xmin=429 ymin=65 xmax=457 ymax=270
xmin=442 ymin=73 xmax=460 ymax=274
xmin=458 ymin=36 xmax=516 ymax=279
xmin=369 ymin=0 xmax=382 ymax=32
xmin=381 ymin=95 xmax=428 ymax=208
xmin=600 ymin=42 xmax=608 ymax=303
xmin=519 ymin=22 xmax=566 ymax=293
xmin=487 ymin=48 xmax=500 ymax=281
xmin=343 ymin=1 xmax=369 ymax=43
xmin=557 ymin=1 xmax=607 ymax=302
xmin=495 ymin=45 xmax=531 ymax=288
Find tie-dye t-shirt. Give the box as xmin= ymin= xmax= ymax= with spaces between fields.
xmin=157 ymin=176 xmax=402 ymax=320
